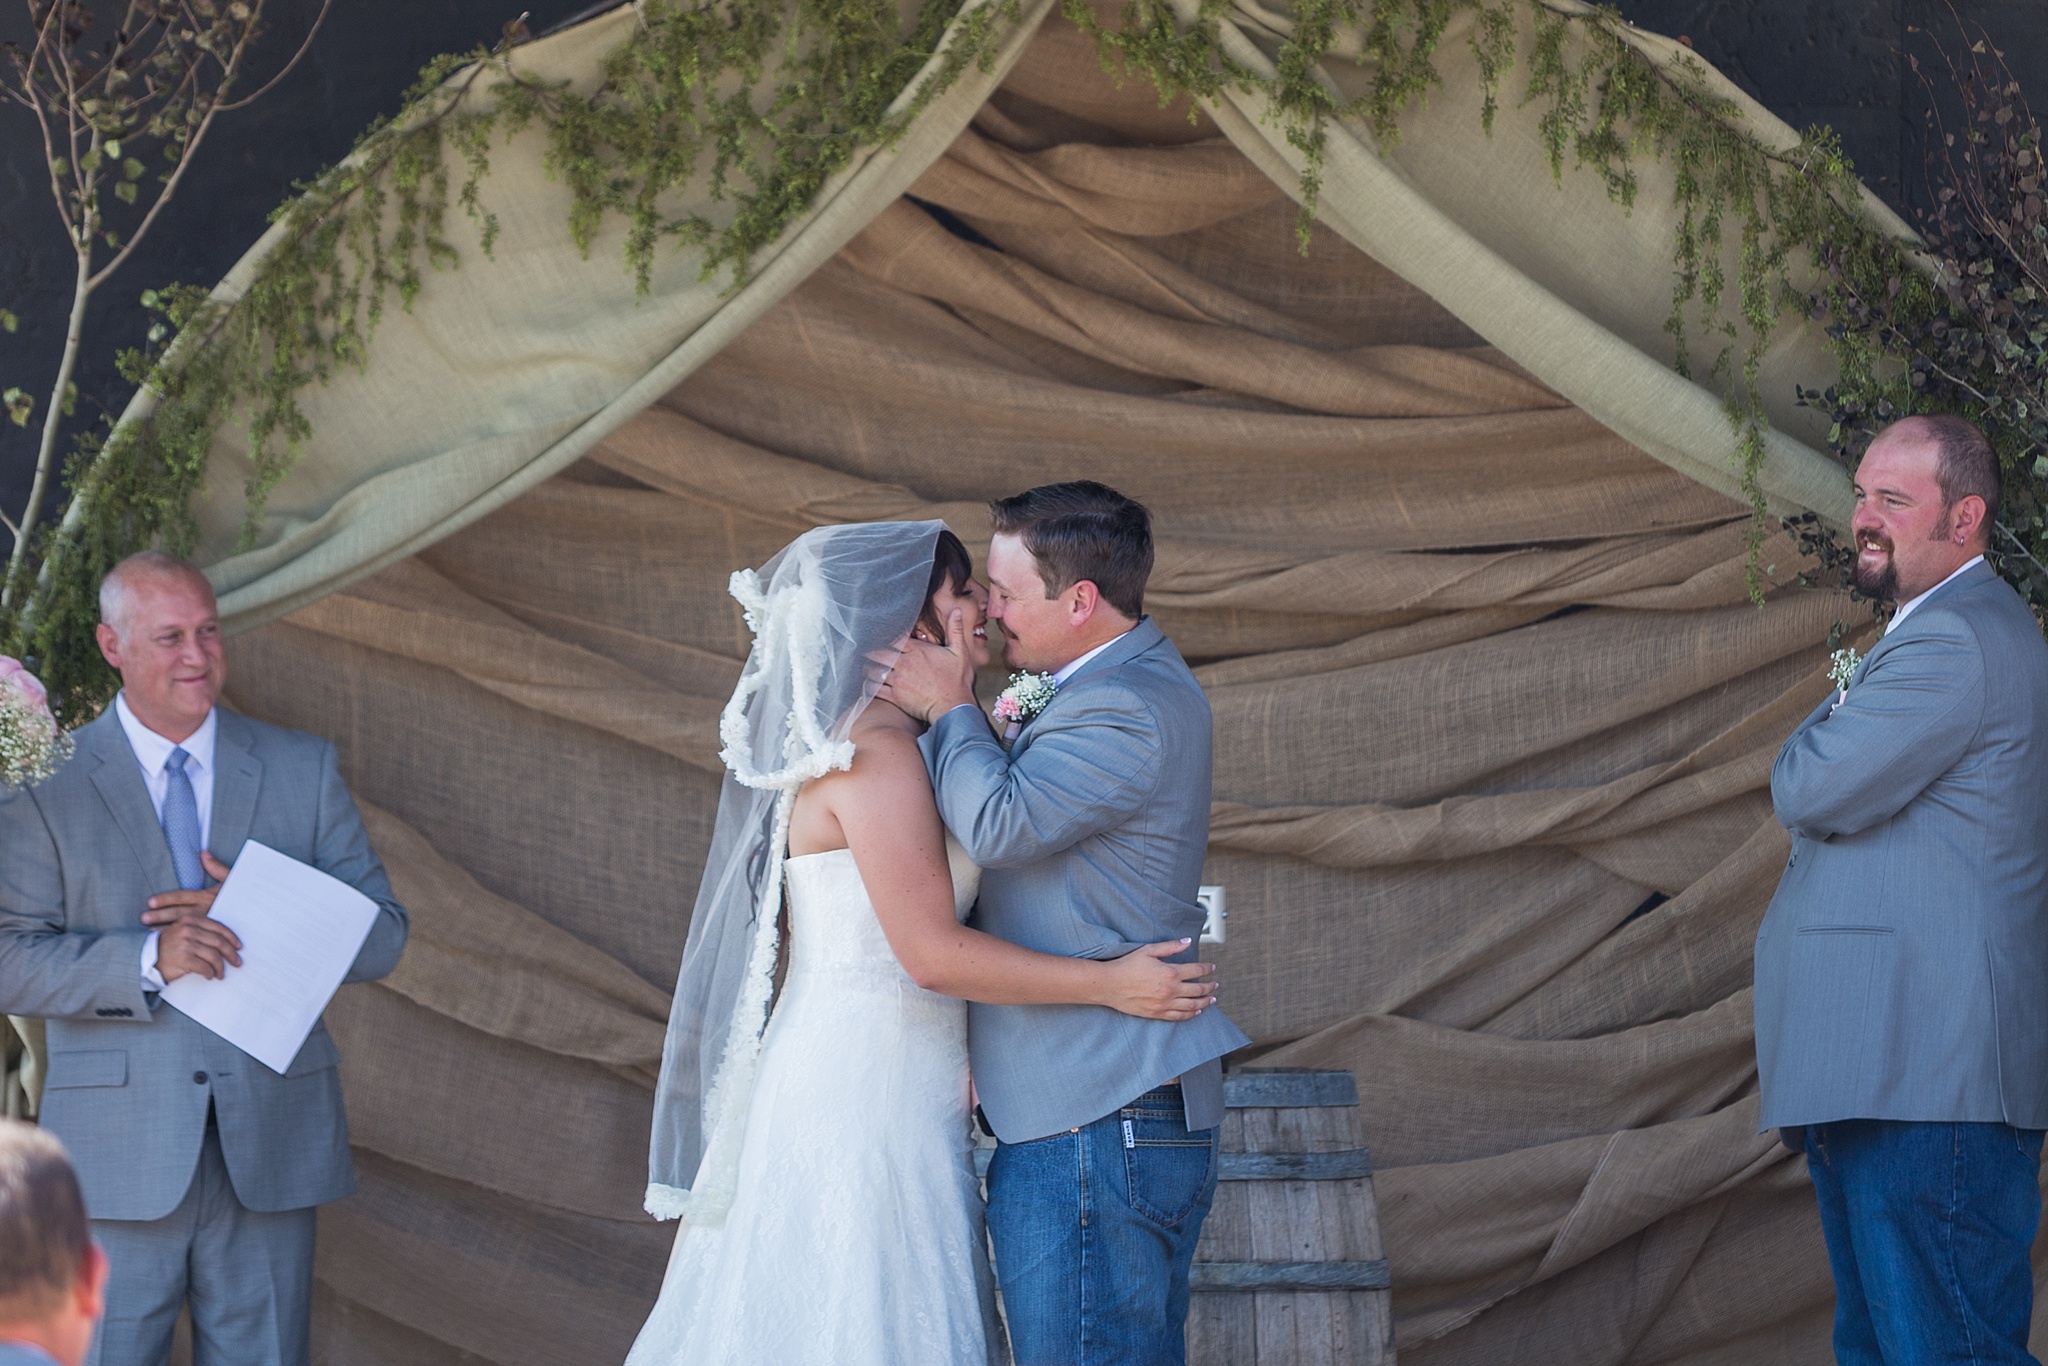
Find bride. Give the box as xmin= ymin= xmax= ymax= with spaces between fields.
xmin=628 ymin=521 xmax=1216 ymax=1365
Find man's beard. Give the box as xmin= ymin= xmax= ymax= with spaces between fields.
xmin=1852 ymin=534 xmax=1898 ymax=601
xmin=1852 ymin=510 xmax=1953 ymax=601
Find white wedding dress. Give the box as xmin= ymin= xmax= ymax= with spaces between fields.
xmin=626 ymin=837 xmax=1004 ymax=1366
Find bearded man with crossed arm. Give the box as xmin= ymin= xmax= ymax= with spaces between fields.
xmin=1755 ymin=416 xmax=2048 ymax=1365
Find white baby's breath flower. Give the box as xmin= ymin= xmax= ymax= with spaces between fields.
xmin=1828 ymin=647 xmax=1862 ymax=694
xmin=991 ymin=671 xmax=1057 ymax=727
xmin=0 ymin=657 xmax=71 ymax=789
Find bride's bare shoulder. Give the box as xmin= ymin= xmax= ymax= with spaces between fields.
xmin=847 ymin=706 xmax=928 ymax=777
xmin=793 ymin=708 xmax=928 ymax=850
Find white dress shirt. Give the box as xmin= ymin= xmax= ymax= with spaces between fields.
xmin=1887 ymin=555 xmax=1984 ymax=635
xmin=115 ymin=693 xmax=219 ymax=991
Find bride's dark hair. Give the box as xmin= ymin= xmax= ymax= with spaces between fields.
xmin=914 ymin=529 xmax=973 ymax=642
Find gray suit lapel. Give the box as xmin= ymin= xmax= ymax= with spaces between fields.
xmin=1853 ymin=560 xmax=1997 ymax=682
xmin=1849 ymin=630 xmax=1898 ymax=686
xmin=1058 ymin=617 xmax=1164 ymax=686
xmin=209 ymin=710 xmax=263 ymax=864
xmin=82 ymin=713 xmax=180 ymax=891
xmin=1013 ymin=619 xmax=1166 ymax=752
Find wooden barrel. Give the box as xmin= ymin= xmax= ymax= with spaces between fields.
xmin=1187 ymin=1068 xmax=1393 ymax=1365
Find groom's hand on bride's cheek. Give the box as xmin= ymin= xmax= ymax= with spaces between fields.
xmin=878 ymin=609 xmax=977 ymax=723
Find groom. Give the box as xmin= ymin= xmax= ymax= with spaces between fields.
xmin=883 ymin=481 xmax=1248 ymax=1366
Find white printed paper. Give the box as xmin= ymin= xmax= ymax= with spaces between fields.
xmin=160 ymin=840 xmax=379 ymax=1074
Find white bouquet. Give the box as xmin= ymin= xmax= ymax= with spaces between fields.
xmin=0 ymin=657 xmax=73 ymax=789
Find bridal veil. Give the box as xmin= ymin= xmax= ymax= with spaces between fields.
xmin=645 ymin=520 xmax=947 ymax=1223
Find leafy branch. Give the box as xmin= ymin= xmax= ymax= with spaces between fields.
xmin=1795 ymin=22 xmax=2048 ymax=627
xmin=6 ymin=0 xmax=1018 ymax=721
xmin=0 ymin=0 xmax=331 ymax=605
xmin=16 ymin=0 xmax=2042 ymax=726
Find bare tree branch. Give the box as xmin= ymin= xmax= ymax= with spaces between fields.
xmin=89 ymin=12 xmax=267 ymax=288
xmin=1 ymin=0 xmax=300 ymax=591
xmin=22 ymin=11 xmax=72 ymax=245
xmin=218 ymin=0 xmax=332 ymax=111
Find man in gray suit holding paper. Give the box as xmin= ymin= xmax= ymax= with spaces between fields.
xmin=0 ymin=553 xmax=408 ymax=1366
xmin=1755 ymin=416 xmax=2048 ymax=1365
xmin=884 ymin=482 xmax=1248 ymax=1366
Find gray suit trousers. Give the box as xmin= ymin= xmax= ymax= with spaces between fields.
xmin=86 ymin=1117 xmax=314 ymax=1366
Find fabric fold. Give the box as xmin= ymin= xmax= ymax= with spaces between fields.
xmin=193 ymin=6 xmax=1924 ymax=1361
xmin=356 ymin=800 xmax=671 ymax=1079
xmin=285 ymin=559 xmax=727 ymax=773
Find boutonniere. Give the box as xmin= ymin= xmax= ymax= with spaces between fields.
xmin=991 ymin=671 xmax=1058 ymax=743
xmin=1828 ymin=646 xmax=1861 ymax=708
xmin=0 ymin=655 xmax=71 ymax=789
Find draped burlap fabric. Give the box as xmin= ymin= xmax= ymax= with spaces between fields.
xmin=49 ymin=3 xmax=2023 ymax=1364
xmin=177 ymin=21 xmax=1953 ymax=1364
xmin=170 ymin=0 xmax=1896 ymax=635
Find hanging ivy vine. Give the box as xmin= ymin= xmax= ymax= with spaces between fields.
xmin=1064 ymin=0 xmax=1918 ymax=599
xmin=1 ymin=0 xmax=1993 ymax=723
xmin=1794 ymin=43 xmax=2048 ymax=625
xmin=3 ymin=0 xmax=1021 ymax=721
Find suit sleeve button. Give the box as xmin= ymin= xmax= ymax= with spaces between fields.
xmin=192 ymin=1071 xmax=208 ymax=1085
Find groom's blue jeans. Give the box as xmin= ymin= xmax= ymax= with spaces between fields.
xmin=986 ymin=1084 xmax=1218 ymax=1366
xmin=1804 ymin=1119 xmax=2045 ymax=1365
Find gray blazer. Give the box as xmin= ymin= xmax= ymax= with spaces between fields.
xmin=922 ymin=617 xmax=1250 ymax=1143
xmin=0 ymin=706 xmax=408 ymax=1220
xmin=1754 ymin=562 xmax=2048 ymax=1130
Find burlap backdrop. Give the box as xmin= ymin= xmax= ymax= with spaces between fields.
xmin=47 ymin=5 xmax=2038 ymax=1366
xmin=185 ymin=20 xmax=1931 ymax=1365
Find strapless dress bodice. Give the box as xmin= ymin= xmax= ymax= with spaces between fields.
xmin=781 ymin=835 xmax=979 ymax=976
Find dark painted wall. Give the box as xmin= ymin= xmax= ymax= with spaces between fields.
xmin=0 ymin=1 xmax=601 ymax=525
xmin=1613 ymin=1 xmax=2048 ymax=215
xmin=0 ymin=0 xmax=2044 ymax=520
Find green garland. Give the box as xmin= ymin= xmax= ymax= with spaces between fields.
xmin=3 ymin=0 xmax=1019 ymax=722
xmin=1065 ymin=0 xmax=1911 ymax=596
xmin=0 ymin=0 xmax=1965 ymax=721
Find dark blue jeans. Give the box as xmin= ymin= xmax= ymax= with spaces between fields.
xmin=985 ymin=1085 xmax=1218 ymax=1366
xmin=1804 ymin=1120 xmax=2045 ymax=1365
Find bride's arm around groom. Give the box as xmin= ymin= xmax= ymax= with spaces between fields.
xmin=882 ymin=481 xmax=1250 ymax=1366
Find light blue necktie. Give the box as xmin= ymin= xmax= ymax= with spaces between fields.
xmin=161 ymin=747 xmax=204 ymax=892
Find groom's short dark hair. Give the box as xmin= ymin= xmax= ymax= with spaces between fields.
xmin=989 ymin=482 xmax=1152 ymax=618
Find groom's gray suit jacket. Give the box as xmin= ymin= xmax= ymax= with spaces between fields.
xmin=1754 ymin=561 xmax=2048 ymax=1130
xmin=923 ymin=617 xmax=1249 ymax=1143
xmin=0 ymin=706 xmax=409 ymax=1220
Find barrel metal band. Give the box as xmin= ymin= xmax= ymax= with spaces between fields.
xmin=1223 ymin=1070 xmax=1360 ymax=1108
xmin=1218 ymin=1148 xmax=1374 ymax=1180
xmin=1191 ymin=1259 xmax=1392 ymax=1293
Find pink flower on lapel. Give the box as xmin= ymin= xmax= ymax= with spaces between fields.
xmin=0 ymin=656 xmax=47 ymax=705
xmin=0 ymin=655 xmax=71 ymax=789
